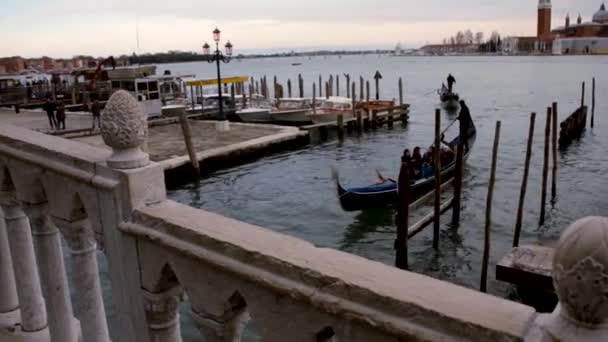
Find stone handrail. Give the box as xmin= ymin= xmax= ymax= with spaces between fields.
xmin=0 ymin=90 xmax=606 ymax=342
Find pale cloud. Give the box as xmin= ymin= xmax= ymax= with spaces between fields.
xmin=0 ymin=0 xmax=604 ymax=57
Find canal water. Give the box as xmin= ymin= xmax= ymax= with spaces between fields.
xmin=157 ymin=55 xmax=606 ymax=340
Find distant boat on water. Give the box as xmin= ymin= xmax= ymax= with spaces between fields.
xmin=292 ymin=63 xmax=302 ymax=66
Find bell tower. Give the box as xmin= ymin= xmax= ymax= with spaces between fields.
xmin=538 ymin=0 xmax=552 ymax=37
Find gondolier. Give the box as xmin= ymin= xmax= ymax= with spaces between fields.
xmin=447 ymin=74 xmax=456 ymax=92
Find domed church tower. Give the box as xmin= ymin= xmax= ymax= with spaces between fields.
xmin=538 ymin=0 xmax=552 ymax=37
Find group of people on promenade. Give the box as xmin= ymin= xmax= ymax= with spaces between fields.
xmin=42 ymin=98 xmax=102 ymax=130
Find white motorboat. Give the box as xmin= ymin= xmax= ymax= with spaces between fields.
xmin=269 ymin=98 xmax=316 ymax=124
xmin=307 ymin=96 xmax=353 ymax=124
xmin=236 ymin=107 xmax=273 ymax=123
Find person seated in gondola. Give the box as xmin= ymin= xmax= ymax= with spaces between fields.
xmin=420 ymin=161 xmax=433 ymax=178
xmin=440 ymin=143 xmax=455 ymax=166
xmin=411 ymin=147 xmax=423 ymax=179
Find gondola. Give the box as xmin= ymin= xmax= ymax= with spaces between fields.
xmin=334 ymin=111 xmax=476 ymax=211
xmin=438 ymin=85 xmax=460 ymax=110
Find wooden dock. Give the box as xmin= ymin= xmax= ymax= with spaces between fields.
xmin=496 ymin=245 xmax=557 ymax=311
xmin=302 ymin=104 xmax=409 ymax=143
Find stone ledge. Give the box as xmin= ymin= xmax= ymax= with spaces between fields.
xmin=127 ymin=200 xmax=537 ymax=341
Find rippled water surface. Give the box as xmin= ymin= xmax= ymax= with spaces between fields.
xmin=160 ymin=55 xmax=608 ymax=339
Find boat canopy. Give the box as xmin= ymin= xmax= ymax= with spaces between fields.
xmin=185 ymin=76 xmax=249 ymax=87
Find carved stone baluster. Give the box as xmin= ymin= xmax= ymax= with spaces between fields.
xmin=0 ymin=191 xmax=49 ymax=336
xmin=54 ymin=217 xmax=111 ymax=342
xmin=142 ymin=286 xmax=183 ymax=342
xmin=0 ymin=207 xmax=19 ymax=327
xmin=530 ymin=216 xmax=608 ymax=341
xmin=25 ymin=203 xmax=79 ymax=342
xmin=1 ymin=192 xmax=47 ymax=332
xmin=191 ymin=306 xmax=250 ymax=342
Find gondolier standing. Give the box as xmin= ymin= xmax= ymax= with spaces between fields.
xmin=447 ymin=74 xmax=456 ymax=92
xmin=458 ymin=100 xmax=472 ymax=149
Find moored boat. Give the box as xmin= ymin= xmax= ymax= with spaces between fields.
xmin=270 ymin=98 xmax=316 ymax=124
xmin=334 ymin=107 xmax=476 ymax=211
xmin=236 ymin=107 xmax=273 ymax=123
xmin=307 ymin=96 xmax=353 ymax=124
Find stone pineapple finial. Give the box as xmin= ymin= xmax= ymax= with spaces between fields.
xmin=538 ymin=216 xmax=608 ymax=341
xmin=101 ymin=90 xmax=150 ymax=169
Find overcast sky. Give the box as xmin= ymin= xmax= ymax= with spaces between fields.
xmin=0 ymin=0 xmax=603 ymax=57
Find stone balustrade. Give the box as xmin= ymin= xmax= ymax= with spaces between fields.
xmin=0 ymin=90 xmax=606 ymax=342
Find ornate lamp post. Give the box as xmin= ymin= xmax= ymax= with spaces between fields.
xmin=203 ymin=28 xmax=233 ymax=122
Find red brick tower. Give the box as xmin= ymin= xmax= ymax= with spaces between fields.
xmin=538 ymin=0 xmax=552 ymax=38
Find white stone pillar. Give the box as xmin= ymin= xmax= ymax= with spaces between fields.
xmin=25 ymin=203 xmax=79 ymax=342
xmin=0 ymin=207 xmax=20 ymax=327
xmin=142 ymin=287 xmax=183 ymax=342
xmin=0 ymin=194 xmax=48 ymax=334
xmin=191 ymin=308 xmax=249 ymax=342
xmin=54 ymin=217 xmax=111 ymax=342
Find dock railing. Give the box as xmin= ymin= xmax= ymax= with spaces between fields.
xmin=0 ymin=90 xmax=605 ymax=342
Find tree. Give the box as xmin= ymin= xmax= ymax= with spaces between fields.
xmin=475 ymin=32 xmax=484 ymax=45
xmin=464 ymin=30 xmax=474 ymax=44
xmin=450 ymin=37 xmax=456 ymax=45
xmin=455 ymin=31 xmax=465 ymax=45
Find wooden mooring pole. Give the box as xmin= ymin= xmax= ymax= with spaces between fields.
xmin=551 ymin=102 xmax=558 ymax=204
xmin=539 ymin=107 xmax=551 ymax=226
xmin=336 ymin=74 xmax=340 ymax=97
xmin=398 ymin=77 xmax=404 ymax=106
xmin=337 ymin=114 xmax=344 ymax=139
xmin=591 ymin=77 xmax=596 ymax=128
xmin=480 ymin=121 xmax=501 ymax=293
xmin=353 ymin=83 xmax=361 ymax=132
xmin=325 ymin=82 xmax=330 ymax=100
xmin=359 ymin=76 xmax=364 ymax=102
xmin=179 ymin=113 xmax=200 ymax=177
xmin=395 ymin=162 xmax=410 ymax=270
xmin=433 ymin=109 xmax=441 ymax=250
xmin=513 ymin=113 xmax=536 ymax=247
xmin=298 ymin=74 xmax=304 ymax=98
xmin=319 ymin=75 xmax=322 ymax=98
xmin=346 ymin=74 xmax=351 ymax=98
xmin=451 ymin=112 xmax=465 ymax=226
xmin=312 ymin=84 xmax=317 ymax=115
xmin=287 ymin=79 xmax=292 ymax=98
xmin=581 ymin=81 xmax=585 ymax=109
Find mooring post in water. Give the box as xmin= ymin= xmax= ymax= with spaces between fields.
xmin=298 ymin=74 xmax=304 ymax=98
xmin=312 ymin=83 xmax=317 ymax=115
xmin=337 ymin=114 xmax=344 ymax=139
xmin=273 ymin=76 xmax=278 ymax=99
xmin=452 ymin=112 xmax=465 ymax=226
xmin=399 ymin=77 xmax=404 ymax=106
xmin=336 ymin=74 xmax=340 ymax=97
xmin=551 ymin=102 xmax=558 ymax=204
xmin=179 ymin=113 xmax=200 ymax=177
xmin=591 ymin=77 xmax=596 ymax=128
xmin=287 ymin=79 xmax=292 ymax=98
xmin=395 ymin=162 xmax=410 ymax=270
xmin=230 ymin=84 xmax=236 ymax=108
xmin=190 ymin=86 xmax=195 ymax=110
xmin=325 ymin=82 xmax=330 ymax=100
xmin=353 ymin=83 xmax=361 ymax=132
xmin=539 ymin=107 xmax=552 ymax=226
xmin=255 ymin=81 xmax=259 ymax=95
xmin=318 ymin=75 xmax=322 ymax=98
xmin=328 ymin=75 xmax=333 ymax=97
xmin=374 ymin=70 xmax=382 ymax=100
xmin=581 ymin=81 xmax=585 ymax=109
xmin=433 ymin=109 xmax=441 ymax=250
xmin=242 ymin=86 xmax=247 ymax=108
xmin=346 ymin=74 xmax=351 ymax=98
xmin=360 ymin=76 xmax=364 ymax=101
xmin=513 ymin=113 xmax=536 ymax=247
xmin=481 ymin=120 xmax=501 ymax=293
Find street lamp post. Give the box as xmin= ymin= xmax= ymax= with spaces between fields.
xmin=203 ymin=28 xmax=233 ymax=123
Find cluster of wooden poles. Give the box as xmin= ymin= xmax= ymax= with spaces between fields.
xmin=393 ymin=78 xmax=598 ymax=293
xmin=249 ymin=72 xmax=388 ymax=101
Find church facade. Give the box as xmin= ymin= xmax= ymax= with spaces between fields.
xmin=503 ymin=1 xmax=608 ymax=55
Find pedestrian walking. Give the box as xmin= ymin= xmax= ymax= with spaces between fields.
xmin=42 ymin=98 xmax=57 ymax=129
xmin=91 ymin=100 xmax=101 ymax=129
xmin=56 ymin=101 xmax=66 ymax=130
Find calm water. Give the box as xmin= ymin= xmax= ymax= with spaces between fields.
xmin=160 ymin=55 xmax=607 ymax=340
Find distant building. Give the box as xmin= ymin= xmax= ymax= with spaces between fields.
xmin=0 ymin=57 xmax=26 ymax=74
xmin=502 ymin=37 xmax=537 ymax=54
xmin=419 ymin=44 xmax=479 ymax=55
xmin=551 ymin=3 xmax=608 ymax=54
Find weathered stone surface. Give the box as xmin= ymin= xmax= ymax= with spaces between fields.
xmin=101 ymin=90 xmax=149 ymax=169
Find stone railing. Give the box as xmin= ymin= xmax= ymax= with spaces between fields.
xmin=0 ymin=90 xmax=606 ymax=342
